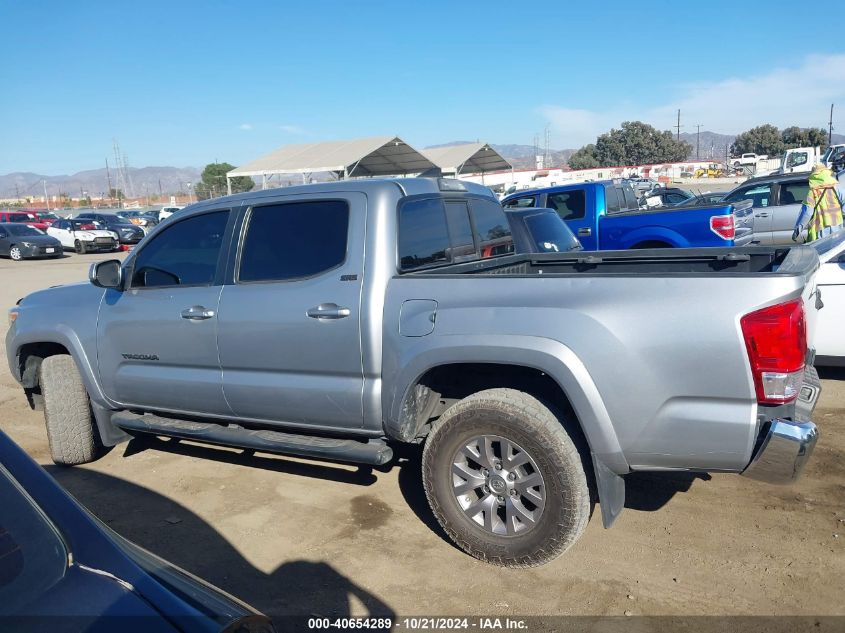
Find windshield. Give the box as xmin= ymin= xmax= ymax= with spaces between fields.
xmin=38 ymin=213 xmax=59 ymax=220
xmin=0 ymin=465 xmax=68 ymax=617
xmin=71 ymin=221 xmax=104 ymax=231
xmin=4 ymin=225 xmax=43 ymax=237
xmin=523 ymin=211 xmax=582 ymax=253
xmin=8 ymin=214 xmax=31 ymax=223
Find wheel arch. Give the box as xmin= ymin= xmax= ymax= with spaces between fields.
xmin=620 ymin=226 xmax=687 ymax=249
xmin=386 ymin=337 xmax=628 ymax=527
xmin=384 ymin=335 xmax=630 ymax=508
xmin=15 ymin=330 xmax=127 ymax=446
xmin=13 ymin=326 xmax=108 ymax=407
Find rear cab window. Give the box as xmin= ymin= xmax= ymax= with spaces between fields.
xmin=398 ymin=196 xmax=514 ymax=271
xmin=503 ymin=196 xmax=536 ymax=209
xmin=604 ymin=186 xmax=621 ymax=214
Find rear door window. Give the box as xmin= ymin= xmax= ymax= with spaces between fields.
xmin=547 ymin=189 xmax=586 ymax=220
xmin=778 ymin=181 xmax=809 ymax=206
xmin=239 ymin=200 xmax=349 ymax=282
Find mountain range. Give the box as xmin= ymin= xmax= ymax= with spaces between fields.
xmin=5 ymin=131 xmax=845 ymax=198
xmin=0 ymin=166 xmax=201 ymax=200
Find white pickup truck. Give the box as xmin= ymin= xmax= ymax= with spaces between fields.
xmin=731 ymin=153 xmax=767 ymax=169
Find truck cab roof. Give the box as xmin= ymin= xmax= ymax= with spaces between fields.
xmin=182 ymin=178 xmax=496 ymax=217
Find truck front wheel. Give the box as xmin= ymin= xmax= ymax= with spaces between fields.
xmin=422 ymin=388 xmax=590 ymax=567
xmin=39 ymin=354 xmax=100 ymax=465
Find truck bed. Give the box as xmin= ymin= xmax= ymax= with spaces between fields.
xmin=408 ymin=245 xmax=817 ymax=278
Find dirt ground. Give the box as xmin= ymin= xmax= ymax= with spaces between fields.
xmin=1 ymin=253 xmax=843 ymax=624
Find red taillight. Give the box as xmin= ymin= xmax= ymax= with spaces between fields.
xmin=710 ymin=215 xmax=735 ymax=240
xmin=740 ymin=299 xmax=806 ymax=405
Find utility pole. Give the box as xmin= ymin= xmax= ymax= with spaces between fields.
xmin=695 ymin=124 xmax=702 ymax=160
xmin=14 ymin=183 xmax=20 ymax=203
xmin=675 ymin=109 xmax=682 ymax=141
xmin=43 ymin=180 xmax=50 ymax=211
xmin=829 ymin=103 xmax=835 ymax=145
xmin=105 ymin=158 xmax=113 ymax=206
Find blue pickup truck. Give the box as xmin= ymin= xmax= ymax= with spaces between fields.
xmin=502 ymin=180 xmax=753 ymax=250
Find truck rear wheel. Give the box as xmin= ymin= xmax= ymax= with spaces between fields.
xmin=39 ymin=354 xmax=99 ymax=465
xmin=422 ymin=388 xmax=590 ymax=567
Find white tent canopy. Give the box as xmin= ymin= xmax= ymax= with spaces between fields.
xmin=226 ymin=136 xmax=437 ymax=192
xmin=421 ymin=143 xmax=511 ymax=176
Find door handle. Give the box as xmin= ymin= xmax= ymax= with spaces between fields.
xmin=577 ymin=227 xmax=592 ymax=236
xmin=755 ymin=213 xmax=769 ymax=218
xmin=180 ymin=305 xmax=215 ymax=320
xmin=307 ymin=303 xmax=351 ymax=320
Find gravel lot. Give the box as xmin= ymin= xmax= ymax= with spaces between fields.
xmin=1 ymin=252 xmax=843 ymax=625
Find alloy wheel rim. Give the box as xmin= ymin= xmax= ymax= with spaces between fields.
xmin=451 ymin=434 xmax=546 ymax=536
xmin=10 ymin=247 xmax=21 ymax=260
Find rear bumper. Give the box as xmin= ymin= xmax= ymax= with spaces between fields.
xmin=742 ymin=418 xmax=818 ymax=484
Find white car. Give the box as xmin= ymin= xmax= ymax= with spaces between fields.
xmin=158 ymin=205 xmax=185 ymax=220
xmin=47 ymin=218 xmax=120 ymax=254
xmin=812 ymin=231 xmax=845 ymax=365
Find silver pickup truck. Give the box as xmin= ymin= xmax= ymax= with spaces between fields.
xmin=6 ymin=178 xmax=822 ymax=567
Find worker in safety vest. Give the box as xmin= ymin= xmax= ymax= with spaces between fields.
xmin=792 ymin=164 xmax=845 ymax=242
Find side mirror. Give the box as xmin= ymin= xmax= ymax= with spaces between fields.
xmin=89 ymin=260 xmax=123 ymax=289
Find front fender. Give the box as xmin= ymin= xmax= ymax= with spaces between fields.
xmin=9 ymin=324 xmax=110 ymax=409
xmin=387 ymin=334 xmax=629 ymax=475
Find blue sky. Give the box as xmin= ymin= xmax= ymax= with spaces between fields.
xmin=2 ymin=0 xmax=844 ymax=174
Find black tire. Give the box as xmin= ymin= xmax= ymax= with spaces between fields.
xmin=9 ymin=245 xmax=23 ymax=261
xmin=422 ymin=388 xmax=590 ymax=567
xmin=39 ymin=355 xmax=99 ymax=465
xmin=74 ymin=240 xmax=86 ymax=254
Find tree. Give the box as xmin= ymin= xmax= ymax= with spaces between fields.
xmin=196 ymin=162 xmax=253 ymax=200
xmin=730 ymin=124 xmax=784 ymax=157
xmin=568 ymin=121 xmax=691 ymax=169
xmin=781 ymin=126 xmax=829 ymax=150
xmin=568 ymin=144 xmax=600 ymax=170
xmin=109 ymin=188 xmax=124 ymax=201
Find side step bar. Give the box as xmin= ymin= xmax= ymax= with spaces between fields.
xmin=111 ymin=412 xmax=393 ymax=466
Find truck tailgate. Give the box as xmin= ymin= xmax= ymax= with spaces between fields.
xmin=732 ymin=200 xmax=754 ymax=246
